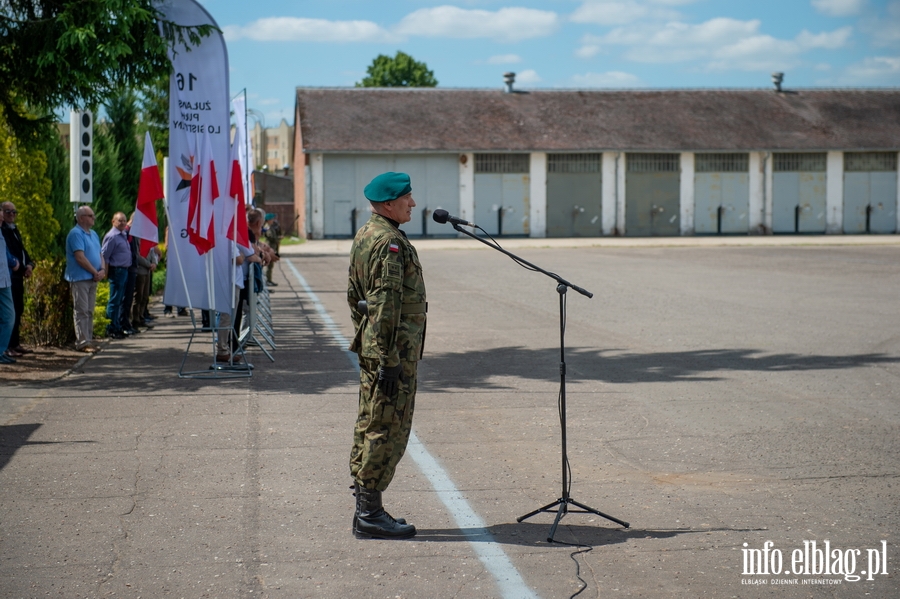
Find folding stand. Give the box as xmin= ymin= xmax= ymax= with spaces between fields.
xmin=178 ymin=309 xmax=251 ymax=379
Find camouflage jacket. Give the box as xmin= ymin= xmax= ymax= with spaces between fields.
xmin=348 ymin=213 xmax=427 ymax=366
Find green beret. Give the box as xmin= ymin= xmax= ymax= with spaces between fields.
xmin=364 ymin=172 xmax=412 ymax=203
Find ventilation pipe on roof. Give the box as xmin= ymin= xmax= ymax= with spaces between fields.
xmin=504 ymin=72 xmax=515 ymax=93
xmin=772 ymin=72 xmax=784 ymax=92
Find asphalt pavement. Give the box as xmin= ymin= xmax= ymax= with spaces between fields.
xmin=1 ymin=235 xmax=898 ymax=598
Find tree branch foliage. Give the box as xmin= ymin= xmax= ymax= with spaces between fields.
xmin=356 ymin=51 xmax=438 ymax=88
xmin=0 ymin=106 xmax=57 ymax=261
xmin=0 ymin=0 xmax=214 ymax=141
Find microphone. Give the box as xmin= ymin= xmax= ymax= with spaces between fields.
xmin=432 ymin=209 xmax=476 ymax=227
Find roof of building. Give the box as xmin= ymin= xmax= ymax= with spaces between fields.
xmin=294 ymin=87 xmax=900 ymax=153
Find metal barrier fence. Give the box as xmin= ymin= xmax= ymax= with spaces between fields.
xmin=239 ymin=263 xmax=276 ymax=362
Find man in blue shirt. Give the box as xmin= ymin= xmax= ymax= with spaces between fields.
xmin=101 ymin=212 xmax=131 ymax=339
xmin=65 ymin=206 xmax=106 ymax=352
xmin=0 ymin=226 xmax=21 ymax=364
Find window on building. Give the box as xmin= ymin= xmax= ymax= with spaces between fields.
xmin=695 ymin=153 xmax=749 ymax=172
xmin=844 ymin=152 xmax=897 ymax=172
xmin=475 ymin=153 xmax=530 ymax=173
xmin=627 ymin=153 xmax=680 ymax=172
xmin=548 ymin=153 xmax=602 ymax=173
xmin=773 ymin=153 xmax=826 ymax=172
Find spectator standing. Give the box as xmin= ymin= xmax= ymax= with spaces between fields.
xmin=1 ymin=201 xmax=35 ymax=356
xmin=101 ymin=212 xmax=131 ymax=339
xmin=0 ymin=225 xmax=20 ymax=363
xmin=231 ymin=210 xmax=262 ymax=351
xmin=133 ymin=245 xmax=157 ymax=328
xmin=65 ymin=206 xmax=105 ymax=353
xmin=215 ymin=244 xmax=248 ymax=362
xmin=119 ymin=215 xmax=140 ymax=335
xmin=263 ymin=214 xmax=282 ymax=286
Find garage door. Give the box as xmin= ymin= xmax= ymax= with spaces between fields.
xmin=625 ymin=153 xmax=680 ymax=236
xmin=773 ymin=153 xmax=826 ymax=233
xmin=474 ymin=154 xmax=530 ymax=236
xmin=694 ymin=153 xmax=750 ymax=234
xmin=322 ymin=154 xmax=459 ymax=237
xmin=843 ymin=152 xmax=897 ymax=234
xmin=546 ymin=153 xmax=602 ymax=237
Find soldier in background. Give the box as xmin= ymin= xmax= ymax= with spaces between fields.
xmin=347 ymin=172 xmax=426 ymax=539
xmin=263 ymin=213 xmax=281 ymax=286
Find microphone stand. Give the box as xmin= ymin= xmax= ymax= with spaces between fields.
xmin=451 ymin=223 xmax=629 ymax=542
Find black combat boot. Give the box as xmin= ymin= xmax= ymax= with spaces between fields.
xmin=352 ymin=482 xmax=405 ymax=530
xmin=353 ymin=485 xmax=416 ymax=539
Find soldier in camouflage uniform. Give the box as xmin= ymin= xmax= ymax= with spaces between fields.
xmin=347 ymin=172 xmax=426 ymax=540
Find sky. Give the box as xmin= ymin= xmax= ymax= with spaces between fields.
xmin=203 ymin=0 xmax=900 ymax=125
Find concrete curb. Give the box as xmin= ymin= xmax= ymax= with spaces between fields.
xmin=279 ymin=234 xmax=900 ymax=256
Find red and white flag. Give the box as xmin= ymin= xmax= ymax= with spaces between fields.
xmin=225 ymin=126 xmax=251 ymax=249
xmin=130 ymin=132 xmax=164 ymax=257
xmin=186 ymin=132 xmax=219 ymax=256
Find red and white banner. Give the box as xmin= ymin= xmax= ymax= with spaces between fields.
xmin=226 ymin=125 xmax=251 ymax=250
xmin=130 ymin=132 xmax=163 ymax=258
xmin=187 ymin=131 xmax=218 ymax=255
xmin=157 ymin=0 xmax=233 ymax=312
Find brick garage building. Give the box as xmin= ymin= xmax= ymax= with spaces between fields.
xmin=292 ymin=86 xmax=900 ymax=239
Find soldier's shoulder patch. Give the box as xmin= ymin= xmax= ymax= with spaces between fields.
xmin=385 ymin=260 xmax=402 ymax=281
xmin=389 ymin=243 xmax=399 ymax=253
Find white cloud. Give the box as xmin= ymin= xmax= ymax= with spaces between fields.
xmin=570 ymin=0 xmax=680 ymax=25
xmin=487 ymin=54 xmax=523 ymax=65
xmin=572 ymin=71 xmax=643 ymax=87
xmin=223 ymin=17 xmax=394 ymax=43
xmin=796 ymin=27 xmax=853 ymax=49
xmin=576 ymin=43 xmax=602 ymax=58
xmin=839 ymin=55 xmax=900 ymax=82
xmin=811 ymin=0 xmax=866 ymax=17
xmin=396 ymin=6 xmax=559 ymax=42
xmin=515 ymin=69 xmax=542 ymax=85
xmin=592 ymin=17 xmax=852 ymax=71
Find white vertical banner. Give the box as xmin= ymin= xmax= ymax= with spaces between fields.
xmin=157 ymin=0 xmax=232 ymax=312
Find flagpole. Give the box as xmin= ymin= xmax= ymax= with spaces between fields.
xmin=162 ymin=157 xmax=195 ymax=313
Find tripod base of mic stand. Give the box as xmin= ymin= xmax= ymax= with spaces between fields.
xmin=518 ymin=497 xmax=629 ymax=543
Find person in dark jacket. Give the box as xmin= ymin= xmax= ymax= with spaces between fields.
xmin=1 ymin=202 xmax=34 ymax=356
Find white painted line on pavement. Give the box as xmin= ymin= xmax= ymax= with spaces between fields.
xmin=285 ymin=258 xmax=539 ymax=599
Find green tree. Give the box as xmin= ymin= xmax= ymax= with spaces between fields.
xmin=138 ymin=76 xmax=170 ymax=160
xmin=106 ymin=90 xmax=142 ymax=207
xmin=0 ymin=0 xmax=213 ymax=141
xmin=356 ymin=51 xmax=438 ymax=88
xmin=0 ymin=109 xmax=58 ymax=261
xmin=90 ymin=120 xmax=125 ymax=231
xmin=38 ymin=125 xmax=73 ymax=257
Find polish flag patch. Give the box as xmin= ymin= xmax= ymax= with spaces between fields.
xmin=389 ymin=243 xmax=400 ymax=253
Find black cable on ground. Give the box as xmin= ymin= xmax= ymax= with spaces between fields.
xmin=552 ymin=539 xmax=595 ymax=598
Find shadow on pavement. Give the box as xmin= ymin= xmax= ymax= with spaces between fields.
xmin=0 ymin=423 xmax=41 ymax=471
xmin=0 ymin=423 xmax=99 ymax=472
xmin=412 ymin=522 xmax=765 ymax=547
xmin=419 ymin=346 xmax=900 ymax=389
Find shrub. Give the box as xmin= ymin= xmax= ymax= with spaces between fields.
xmin=93 ymin=281 xmax=111 ymax=338
xmin=22 ymin=258 xmax=74 ymax=346
xmin=151 ymin=265 xmax=166 ymax=295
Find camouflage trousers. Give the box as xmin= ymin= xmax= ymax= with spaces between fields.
xmin=350 ymin=356 xmax=418 ymax=492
